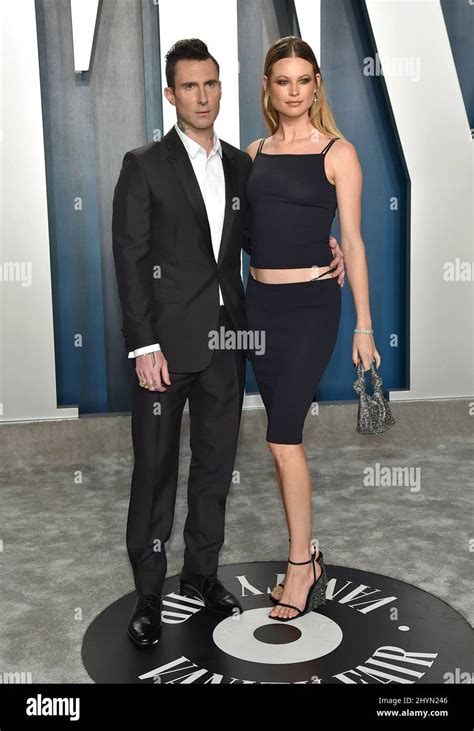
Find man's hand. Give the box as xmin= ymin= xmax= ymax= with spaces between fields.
xmin=135 ymin=351 xmax=171 ymax=392
xmin=328 ymin=234 xmax=345 ymax=287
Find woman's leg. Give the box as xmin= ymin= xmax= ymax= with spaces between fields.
xmin=267 ymin=442 xmax=321 ymax=619
xmin=245 ymin=277 xmax=339 ymax=619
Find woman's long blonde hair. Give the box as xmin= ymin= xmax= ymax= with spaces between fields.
xmin=261 ymin=36 xmax=345 ymax=141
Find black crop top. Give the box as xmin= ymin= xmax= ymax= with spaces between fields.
xmin=246 ymin=136 xmax=339 ymax=268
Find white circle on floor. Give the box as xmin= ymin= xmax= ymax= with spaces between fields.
xmin=212 ymin=607 xmax=343 ymax=664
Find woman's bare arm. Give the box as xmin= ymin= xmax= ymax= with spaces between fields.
xmin=332 ymin=140 xmax=380 ymax=368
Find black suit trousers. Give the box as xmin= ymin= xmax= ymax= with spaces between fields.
xmin=126 ymin=306 xmax=245 ymax=596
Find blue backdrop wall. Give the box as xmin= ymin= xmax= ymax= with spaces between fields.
xmin=35 ymin=0 xmax=473 ymax=414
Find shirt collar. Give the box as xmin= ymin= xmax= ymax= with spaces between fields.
xmin=174 ymin=122 xmax=222 ymax=159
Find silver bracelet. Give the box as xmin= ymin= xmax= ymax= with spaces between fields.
xmin=354 ymin=328 xmax=373 ymax=334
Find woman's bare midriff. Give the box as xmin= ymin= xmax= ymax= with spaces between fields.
xmin=249 ymin=265 xmax=335 ymax=284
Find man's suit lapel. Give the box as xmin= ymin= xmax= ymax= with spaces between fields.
xmin=164 ymin=126 xmax=237 ymax=269
xmin=217 ymin=152 xmax=237 ymax=268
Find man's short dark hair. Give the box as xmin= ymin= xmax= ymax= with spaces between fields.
xmin=165 ymin=38 xmax=220 ymax=90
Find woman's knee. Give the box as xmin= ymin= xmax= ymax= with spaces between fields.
xmin=267 ymin=441 xmax=303 ymax=464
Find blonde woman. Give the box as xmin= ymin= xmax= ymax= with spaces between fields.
xmin=245 ymin=36 xmax=381 ymax=621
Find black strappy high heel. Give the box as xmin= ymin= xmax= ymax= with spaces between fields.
xmin=269 ymin=540 xmax=328 ymax=621
xmin=270 ymin=539 xmax=327 ymax=603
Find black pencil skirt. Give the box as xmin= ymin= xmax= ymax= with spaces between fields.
xmin=245 ymin=272 xmax=341 ymax=444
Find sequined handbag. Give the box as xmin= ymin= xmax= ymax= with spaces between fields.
xmin=352 ymin=359 xmax=396 ymax=434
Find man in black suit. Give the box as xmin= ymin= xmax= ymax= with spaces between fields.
xmin=112 ymin=39 xmax=345 ymax=646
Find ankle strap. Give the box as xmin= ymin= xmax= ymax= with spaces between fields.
xmin=288 ymin=557 xmax=312 ymax=565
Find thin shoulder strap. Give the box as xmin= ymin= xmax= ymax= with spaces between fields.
xmin=321 ymin=137 xmax=338 ymax=155
xmin=257 ymin=137 xmax=266 ymax=154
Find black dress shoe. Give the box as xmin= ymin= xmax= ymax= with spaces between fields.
xmin=179 ymin=573 xmax=243 ymax=615
xmin=127 ymin=593 xmax=163 ymax=646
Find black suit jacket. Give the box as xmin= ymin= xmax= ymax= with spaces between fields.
xmin=112 ymin=125 xmax=253 ymax=372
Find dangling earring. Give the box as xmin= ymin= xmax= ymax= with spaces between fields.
xmin=313 ymin=93 xmax=318 ymax=104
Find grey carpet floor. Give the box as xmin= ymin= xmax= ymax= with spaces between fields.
xmin=0 ymin=399 xmax=472 ymax=682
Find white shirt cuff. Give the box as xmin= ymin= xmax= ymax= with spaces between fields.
xmin=128 ymin=343 xmax=161 ymax=358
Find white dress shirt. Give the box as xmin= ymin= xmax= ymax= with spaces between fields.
xmin=128 ymin=123 xmax=226 ymax=358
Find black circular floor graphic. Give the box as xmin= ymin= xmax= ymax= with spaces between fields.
xmin=82 ymin=563 xmax=473 ymax=684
